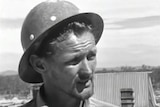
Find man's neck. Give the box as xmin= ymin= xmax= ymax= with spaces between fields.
xmin=42 ymin=84 xmax=84 ymax=107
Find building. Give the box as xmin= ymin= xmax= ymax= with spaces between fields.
xmin=93 ymin=71 xmax=158 ymax=107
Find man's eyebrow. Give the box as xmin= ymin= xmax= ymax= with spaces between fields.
xmin=70 ymin=53 xmax=84 ymax=60
xmin=89 ymin=47 xmax=97 ymax=53
xmin=73 ymin=47 xmax=97 ymax=58
xmin=63 ymin=53 xmax=83 ymax=65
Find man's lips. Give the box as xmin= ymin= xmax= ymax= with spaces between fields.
xmin=78 ymin=79 xmax=89 ymax=83
xmin=76 ymin=78 xmax=92 ymax=88
xmin=76 ymin=79 xmax=91 ymax=92
xmin=75 ymin=74 xmax=93 ymax=92
xmin=77 ymin=80 xmax=89 ymax=86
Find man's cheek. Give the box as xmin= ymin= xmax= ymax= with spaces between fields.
xmin=65 ymin=65 xmax=80 ymax=75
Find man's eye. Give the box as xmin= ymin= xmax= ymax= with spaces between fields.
xmin=87 ymin=53 xmax=96 ymax=61
xmin=67 ymin=59 xmax=80 ymax=65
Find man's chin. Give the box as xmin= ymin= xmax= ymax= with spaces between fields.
xmin=78 ymin=89 xmax=93 ymax=100
xmin=72 ymin=85 xmax=94 ymax=100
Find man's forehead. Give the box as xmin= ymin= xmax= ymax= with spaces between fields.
xmin=56 ymin=32 xmax=96 ymax=52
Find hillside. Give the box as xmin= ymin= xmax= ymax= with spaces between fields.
xmin=0 ymin=70 xmax=17 ymax=76
xmin=0 ymin=74 xmax=30 ymax=99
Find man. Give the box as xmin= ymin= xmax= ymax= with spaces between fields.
xmin=19 ymin=0 xmax=118 ymax=107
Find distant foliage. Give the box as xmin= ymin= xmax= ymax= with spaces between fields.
xmin=0 ymin=75 xmax=30 ymax=98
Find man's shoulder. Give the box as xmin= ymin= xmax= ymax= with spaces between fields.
xmin=89 ymin=97 xmax=119 ymax=107
xmin=20 ymin=99 xmax=36 ymax=107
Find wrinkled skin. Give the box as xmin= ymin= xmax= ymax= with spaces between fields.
xmin=41 ymin=31 xmax=97 ymax=101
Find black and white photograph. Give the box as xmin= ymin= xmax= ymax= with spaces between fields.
xmin=0 ymin=0 xmax=160 ymax=106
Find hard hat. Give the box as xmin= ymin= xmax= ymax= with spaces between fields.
xmin=19 ymin=0 xmax=104 ymax=83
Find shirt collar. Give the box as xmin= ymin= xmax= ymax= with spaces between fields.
xmin=36 ymin=86 xmax=47 ymax=107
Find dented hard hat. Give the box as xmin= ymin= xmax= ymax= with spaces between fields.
xmin=19 ymin=0 xmax=104 ymax=83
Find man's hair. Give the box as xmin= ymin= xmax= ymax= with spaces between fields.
xmin=35 ymin=22 xmax=93 ymax=57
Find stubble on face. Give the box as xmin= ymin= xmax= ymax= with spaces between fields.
xmin=44 ymin=32 xmax=97 ymax=100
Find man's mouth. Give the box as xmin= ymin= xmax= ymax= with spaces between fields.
xmin=78 ymin=80 xmax=89 ymax=86
xmin=76 ymin=79 xmax=92 ymax=92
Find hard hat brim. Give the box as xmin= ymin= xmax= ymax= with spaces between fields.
xmin=19 ymin=13 xmax=104 ymax=83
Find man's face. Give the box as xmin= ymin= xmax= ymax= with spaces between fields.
xmin=43 ymin=31 xmax=97 ymax=100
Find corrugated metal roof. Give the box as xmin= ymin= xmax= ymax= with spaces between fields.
xmin=93 ymin=72 xmax=151 ymax=107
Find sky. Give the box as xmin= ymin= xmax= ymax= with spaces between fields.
xmin=0 ymin=0 xmax=160 ymax=72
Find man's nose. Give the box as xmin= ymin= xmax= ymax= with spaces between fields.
xmin=78 ymin=58 xmax=92 ymax=80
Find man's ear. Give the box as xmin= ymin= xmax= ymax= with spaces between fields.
xmin=29 ymin=55 xmax=46 ymax=74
